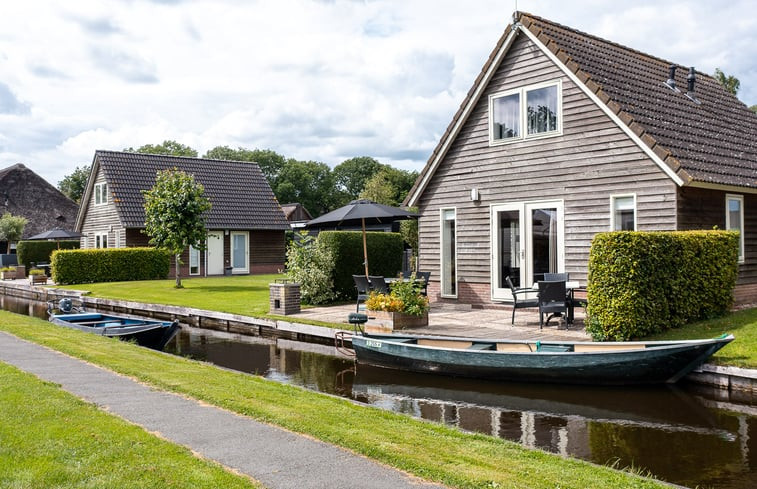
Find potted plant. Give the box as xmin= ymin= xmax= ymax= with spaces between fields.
xmin=0 ymin=266 xmax=15 ymax=280
xmin=365 ymin=274 xmax=430 ymax=330
xmin=28 ymin=268 xmax=47 ymax=285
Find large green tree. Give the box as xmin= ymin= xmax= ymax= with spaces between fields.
xmin=359 ymin=167 xmax=418 ymax=207
xmin=714 ymin=68 xmax=740 ymax=96
xmin=275 ymin=159 xmax=336 ymax=217
xmin=203 ymin=146 xmax=286 ymax=185
xmin=142 ymin=169 xmax=211 ymax=288
xmin=0 ymin=212 xmax=28 ymax=253
xmin=125 ymin=140 xmax=198 ymax=157
xmin=332 ymin=156 xmax=384 ymax=204
xmin=58 ymin=165 xmax=91 ymax=203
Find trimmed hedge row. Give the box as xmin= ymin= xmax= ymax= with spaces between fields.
xmin=51 ymin=247 xmax=171 ymax=285
xmin=586 ymin=230 xmax=739 ymax=341
xmin=17 ymin=240 xmax=79 ymax=269
xmin=317 ymin=231 xmax=403 ymax=298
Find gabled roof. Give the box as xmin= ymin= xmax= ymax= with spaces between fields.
xmin=407 ymin=11 xmax=757 ymax=205
xmin=280 ymin=203 xmax=313 ymax=222
xmin=77 ymin=150 xmax=289 ymax=230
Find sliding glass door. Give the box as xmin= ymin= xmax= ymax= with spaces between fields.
xmin=491 ymin=201 xmax=564 ymax=301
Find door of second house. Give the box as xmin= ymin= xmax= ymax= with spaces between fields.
xmin=490 ymin=201 xmax=564 ymax=301
xmin=207 ymin=231 xmax=224 ymax=275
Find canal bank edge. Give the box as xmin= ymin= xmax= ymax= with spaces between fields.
xmin=3 ymin=280 xmax=756 ymax=395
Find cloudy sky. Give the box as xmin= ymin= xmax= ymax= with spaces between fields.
xmin=1 ymin=0 xmax=756 ymax=187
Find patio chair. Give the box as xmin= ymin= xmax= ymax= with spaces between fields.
xmin=544 ymin=272 xmax=569 ymax=282
xmin=368 ymin=275 xmax=389 ymax=294
xmin=416 ymin=271 xmax=431 ymax=296
xmin=506 ymin=276 xmax=539 ymax=325
xmin=538 ymin=280 xmax=568 ymax=329
xmin=353 ymin=275 xmax=371 ymax=312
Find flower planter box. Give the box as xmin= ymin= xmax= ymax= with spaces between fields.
xmin=369 ymin=310 xmax=429 ymax=330
xmin=29 ymin=274 xmax=48 ymax=285
xmin=1 ymin=271 xmax=14 ymax=280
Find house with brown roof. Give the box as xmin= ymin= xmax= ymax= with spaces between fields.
xmin=280 ymin=202 xmax=313 ymax=230
xmin=406 ymin=11 xmax=757 ymax=307
xmin=76 ymin=150 xmax=290 ymax=276
xmin=0 ymin=163 xmax=79 ymax=253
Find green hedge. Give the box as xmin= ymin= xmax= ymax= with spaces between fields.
xmin=586 ymin=230 xmax=739 ymax=341
xmin=317 ymin=231 xmax=404 ymax=298
xmin=51 ymin=247 xmax=171 ymax=285
xmin=17 ymin=240 xmax=79 ymax=269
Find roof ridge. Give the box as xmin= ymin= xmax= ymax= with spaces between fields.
xmin=95 ymin=149 xmax=262 ymax=167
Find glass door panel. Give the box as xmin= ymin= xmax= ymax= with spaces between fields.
xmin=529 ymin=207 xmax=558 ymax=284
xmin=441 ymin=209 xmax=456 ymax=296
xmin=491 ymin=204 xmax=524 ymax=301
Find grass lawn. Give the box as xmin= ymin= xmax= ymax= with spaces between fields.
xmin=0 ymin=311 xmax=667 ymax=489
xmin=0 ymin=361 xmax=259 ymax=489
xmin=645 ymin=307 xmax=757 ymax=369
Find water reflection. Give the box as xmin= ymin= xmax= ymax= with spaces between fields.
xmin=165 ymin=327 xmax=757 ymax=489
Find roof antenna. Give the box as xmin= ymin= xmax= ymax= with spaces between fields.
xmin=685 ymin=66 xmax=701 ymax=105
xmin=664 ymin=65 xmax=680 ymax=92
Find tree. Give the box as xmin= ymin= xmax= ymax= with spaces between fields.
xmin=750 ymin=105 xmax=757 ymax=114
xmin=359 ymin=167 xmax=418 ymax=207
xmin=332 ymin=156 xmax=384 ymax=203
xmin=203 ymin=146 xmax=286 ymax=185
xmin=58 ymin=165 xmax=91 ymax=203
xmin=274 ymin=159 xmax=336 ymax=216
xmin=125 ymin=140 xmax=198 ymax=157
xmin=142 ymin=169 xmax=211 ymax=288
xmin=714 ymin=68 xmax=740 ymax=96
xmin=0 ymin=212 xmax=28 ymax=253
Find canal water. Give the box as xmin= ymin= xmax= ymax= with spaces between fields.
xmin=2 ymin=295 xmax=755 ymax=488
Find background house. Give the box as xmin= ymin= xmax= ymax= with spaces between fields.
xmin=0 ymin=163 xmax=79 ymax=253
xmin=406 ymin=11 xmax=757 ymax=306
xmin=76 ymin=150 xmax=290 ymax=276
xmin=281 ymin=202 xmax=313 ymax=230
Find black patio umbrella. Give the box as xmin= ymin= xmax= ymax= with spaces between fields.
xmin=27 ymin=228 xmax=84 ymax=249
xmin=307 ymin=199 xmax=418 ymax=277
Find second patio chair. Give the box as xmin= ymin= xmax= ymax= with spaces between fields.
xmin=506 ymin=276 xmax=539 ymax=325
xmin=368 ymin=275 xmax=389 ymax=294
xmin=353 ymin=275 xmax=371 ymax=312
xmin=538 ymin=280 xmax=568 ymax=329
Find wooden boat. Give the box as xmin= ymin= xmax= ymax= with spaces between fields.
xmin=48 ymin=310 xmax=180 ymax=350
xmin=351 ymin=333 xmax=734 ymax=385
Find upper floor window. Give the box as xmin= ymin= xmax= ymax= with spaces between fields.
xmin=611 ymin=194 xmax=636 ymax=231
xmin=490 ymin=80 xmax=561 ymax=145
xmin=94 ymin=182 xmax=108 ymax=205
xmin=726 ymin=194 xmax=744 ymax=263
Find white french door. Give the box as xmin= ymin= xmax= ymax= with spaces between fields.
xmin=491 ymin=200 xmax=564 ymax=301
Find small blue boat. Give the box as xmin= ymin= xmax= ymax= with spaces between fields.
xmin=351 ymin=333 xmax=734 ymax=385
xmin=48 ymin=301 xmax=180 ymax=350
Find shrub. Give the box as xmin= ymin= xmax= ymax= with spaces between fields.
xmin=317 ymin=231 xmax=404 ymax=299
xmin=51 ymin=247 xmax=171 ymax=285
xmin=285 ymin=233 xmax=336 ymax=305
xmin=366 ymin=273 xmax=429 ymax=317
xmin=586 ymin=230 xmax=739 ymax=341
xmin=17 ymin=240 xmax=79 ymax=269
xmin=28 ymin=268 xmax=45 ymax=276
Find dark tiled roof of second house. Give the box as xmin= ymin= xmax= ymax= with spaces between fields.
xmin=95 ymin=150 xmax=290 ymax=230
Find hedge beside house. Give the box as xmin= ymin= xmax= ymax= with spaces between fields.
xmin=17 ymin=240 xmax=79 ymax=269
xmin=317 ymin=231 xmax=403 ymax=299
xmin=586 ymin=230 xmax=739 ymax=341
xmin=51 ymin=247 xmax=171 ymax=285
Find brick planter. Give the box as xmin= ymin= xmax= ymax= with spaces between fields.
xmin=368 ymin=310 xmax=428 ymax=331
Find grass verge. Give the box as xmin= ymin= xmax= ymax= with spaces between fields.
xmin=0 ymin=361 xmax=259 ymax=488
xmin=0 ymin=311 xmax=666 ymax=489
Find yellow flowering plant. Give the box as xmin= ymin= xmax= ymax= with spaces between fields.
xmin=365 ymin=273 xmax=430 ymax=317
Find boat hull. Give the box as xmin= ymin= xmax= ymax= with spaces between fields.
xmin=49 ymin=312 xmax=180 ymax=350
xmin=352 ymin=334 xmax=734 ymax=385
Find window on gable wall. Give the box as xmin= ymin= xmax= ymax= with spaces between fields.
xmin=726 ymin=194 xmax=744 ymax=263
xmin=611 ymin=195 xmax=636 ymax=231
xmin=490 ymin=81 xmax=561 ymax=145
xmin=94 ymin=182 xmax=108 ymax=205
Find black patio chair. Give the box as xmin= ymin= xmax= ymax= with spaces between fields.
xmin=368 ymin=275 xmax=389 ymax=294
xmin=544 ymin=272 xmax=569 ymax=282
xmin=506 ymin=276 xmax=539 ymax=325
xmin=538 ymin=280 xmax=568 ymax=329
xmin=416 ymin=271 xmax=431 ymax=296
xmin=353 ymin=275 xmax=371 ymax=312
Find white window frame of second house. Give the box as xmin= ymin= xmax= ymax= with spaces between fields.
xmin=439 ymin=207 xmax=458 ymax=299
xmin=610 ymin=194 xmax=637 ymax=231
xmin=189 ymin=245 xmax=201 ymax=275
xmin=94 ymin=232 xmax=108 ymax=248
xmin=94 ymin=182 xmax=108 ymax=205
xmin=726 ymin=194 xmax=745 ymax=263
xmin=489 ymin=80 xmax=562 ymax=146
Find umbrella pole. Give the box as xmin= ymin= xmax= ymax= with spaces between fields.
xmin=362 ymin=218 xmax=369 ymax=278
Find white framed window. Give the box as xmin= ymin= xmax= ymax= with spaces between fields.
xmin=611 ymin=194 xmax=637 ymax=231
xmin=726 ymin=194 xmax=745 ymax=263
xmin=94 ymin=182 xmax=108 ymax=206
xmin=189 ymin=245 xmax=200 ymax=275
xmin=94 ymin=232 xmax=108 ymax=249
xmin=489 ymin=80 xmax=562 ymax=145
xmin=440 ymin=208 xmax=457 ymax=298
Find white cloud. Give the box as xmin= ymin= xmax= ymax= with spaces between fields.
xmin=0 ymin=0 xmax=755 ymax=187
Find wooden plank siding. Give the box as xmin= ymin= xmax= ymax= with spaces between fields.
xmin=417 ymin=33 xmax=678 ymax=305
xmin=79 ymin=167 xmax=123 ymax=249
